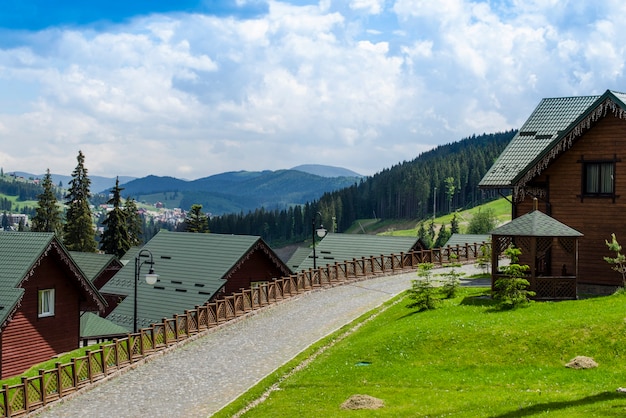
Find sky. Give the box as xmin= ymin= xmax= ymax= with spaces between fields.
xmin=0 ymin=1 xmax=625 ymax=180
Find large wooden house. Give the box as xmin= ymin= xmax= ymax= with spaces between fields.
xmin=101 ymin=231 xmax=292 ymax=331
xmin=480 ymin=89 xmax=626 ymax=295
xmin=0 ymin=233 xmax=106 ymax=378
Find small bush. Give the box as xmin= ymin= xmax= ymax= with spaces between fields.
xmin=439 ymin=268 xmax=465 ymax=299
xmin=407 ymin=263 xmax=440 ymax=311
xmin=493 ymin=246 xmax=535 ymax=310
xmin=475 ymin=242 xmax=491 ymax=274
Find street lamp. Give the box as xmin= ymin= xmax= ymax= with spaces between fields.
xmin=134 ymin=249 xmax=159 ymax=333
xmin=312 ymin=211 xmax=327 ymax=270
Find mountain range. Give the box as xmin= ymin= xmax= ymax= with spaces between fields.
xmin=14 ymin=164 xmax=362 ymax=215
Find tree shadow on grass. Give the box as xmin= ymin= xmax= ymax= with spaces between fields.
xmin=459 ymin=294 xmax=495 ymax=307
xmin=490 ymin=391 xmax=625 ymax=417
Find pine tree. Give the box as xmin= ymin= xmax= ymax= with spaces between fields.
xmin=31 ymin=169 xmax=62 ymax=234
xmin=434 ymin=223 xmax=451 ymax=248
xmin=63 ymin=151 xmax=97 ymax=252
xmin=450 ymin=213 xmax=460 ymax=234
xmin=100 ymin=177 xmax=131 ymax=257
xmin=124 ymin=197 xmax=143 ymax=247
xmin=1 ymin=212 xmax=9 ymax=231
xmin=185 ymin=204 xmax=209 ymax=233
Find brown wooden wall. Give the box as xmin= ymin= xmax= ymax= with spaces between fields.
xmin=223 ymin=249 xmax=287 ymax=295
xmin=0 ymin=257 xmax=81 ymax=378
xmin=516 ymin=114 xmax=626 ymax=286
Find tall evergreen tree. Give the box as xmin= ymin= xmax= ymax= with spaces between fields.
xmin=63 ymin=150 xmax=97 ymax=252
xmin=100 ymin=177 xmax=131 ymax=257
xmin=450 ymin=213 xmax=460 ymax=234
xmin=124 ymin=197 xmax=143 ymax=247
xmin=434 ymin=223 xmax=451 ymax=248
xmin=31 ymin=169 xmax=62 ymax=234
xmin=185 ymin=204 xmax=209 ymax=233
xmin=1 ymin=211 xmax=9 ymax=231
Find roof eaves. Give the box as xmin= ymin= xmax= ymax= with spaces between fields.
xmin=511 ymin=90 xmax=626 ymax=191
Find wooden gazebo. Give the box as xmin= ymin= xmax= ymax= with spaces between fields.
xmin=490 ymin=209 xmax=583 ymax=300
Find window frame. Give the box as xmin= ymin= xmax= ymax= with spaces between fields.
xmin=580 ymin=158 xmax=616 ymax=199
xmin=38 ymin=288 xmax=55 ymax=318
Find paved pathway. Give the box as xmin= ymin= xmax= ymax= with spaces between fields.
xmin=36 ymin=265 xmax=485 ymax=418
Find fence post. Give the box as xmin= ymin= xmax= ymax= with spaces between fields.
xmin=22 ymin=376 xmax=29 ymax=412
xmin=55 ymin=362 xmax=63 ymax=395
xmin=3 ymin=384 xmax=10 ymax=417
xmin=86 ymin=350 xmax=93 ymax=382
xmin=101 ymin=346 xmax=108 ymax=376
xmin=37 ymin=370 xmax=47 ymax=407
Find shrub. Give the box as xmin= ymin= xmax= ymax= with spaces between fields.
xmin=407 ymin=263 xmax=440 ymax=311
xmin=604 ymin=233 xmax=626 ymax=286
xmin=474 ymin=242 xmax=491 ymax=274
xmin=439 ymin=268 xmax=465 ymax=299
xmin=493 ymin=246 xmax=534 ymax=310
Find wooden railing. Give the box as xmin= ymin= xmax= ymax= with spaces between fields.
xmin=0 ymin=242 xmax=488 ymax=417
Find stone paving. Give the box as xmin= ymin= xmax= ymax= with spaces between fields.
xmin=35 ymin=264 xmax=486 ymax=418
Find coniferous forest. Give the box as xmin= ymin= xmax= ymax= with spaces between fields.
xmin=208 ymin=130 xmax=515 ymax=246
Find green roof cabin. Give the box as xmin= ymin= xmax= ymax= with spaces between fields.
xmin=480 ymin=89 xmax=626 ymax=295
xmin=292 ymin=233 xmax=424 ymax=272
xmin=101 ymin=231 xmax=291 ymax=332
xmin=0 ymin=232 xmax=106 ymax=378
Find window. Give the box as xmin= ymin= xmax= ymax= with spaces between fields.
xmin=38 ymin=289 xmax=55 ymax=318
xmin=584 ymin=162 xmax=614 ymax=195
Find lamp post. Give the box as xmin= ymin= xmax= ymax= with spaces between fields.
xmin=134 ymin=249 xmax=159 ymax=333
xmin=312 ymin=211 xmax=328 ymax=270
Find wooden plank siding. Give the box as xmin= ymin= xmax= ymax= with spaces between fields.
xmin=223 ymin=249 xmax=287 ymax=295
xmin=515 ymin=114 xmax=626 ymax=286
xmin=0 ymin=257 xmax=81 ymax=379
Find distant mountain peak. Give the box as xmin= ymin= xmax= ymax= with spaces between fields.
xmin=290 ymin=164 xmax=362 ymax=178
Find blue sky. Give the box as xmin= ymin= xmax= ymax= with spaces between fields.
xmin=0 ymin=0 xmax=625 ymax=179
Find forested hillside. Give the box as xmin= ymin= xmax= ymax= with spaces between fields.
xmin=208 ymin=131 xmax=515 ymax=245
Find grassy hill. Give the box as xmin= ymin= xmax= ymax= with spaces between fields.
xmin=217 ymin=287 xmax=626 ymax=417
xmin=344 ymin=197 xmax=512 ymax=236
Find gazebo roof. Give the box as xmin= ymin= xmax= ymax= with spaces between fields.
xmin=490 ymin=210 xmax=583 ymax=237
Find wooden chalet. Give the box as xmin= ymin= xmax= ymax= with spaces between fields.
xmin=101 ymin=231 xmax=291 ymax=331
xmin=480 ymin=89 xmax=626 ymax=295
xmin=292 ymin=233 xmax=425 ymax=272
xmin=0 ymin=232 xmax=106 ymax=378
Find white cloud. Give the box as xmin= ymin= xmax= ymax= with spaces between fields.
xmin=350 ymin=0 xmax=384 ymax=15
xmin=2 ymin=1 xmax=626 ymax=180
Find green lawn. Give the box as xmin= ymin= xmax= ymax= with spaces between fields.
xmin=216 ymin=288 xmax=626 ymax=417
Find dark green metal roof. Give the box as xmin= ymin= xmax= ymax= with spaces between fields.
xmin=0 ymin=232 xmax=106 ymax=326
xmin=70 ymin=251 xmax=119 ymax=282
xmin=296 ymin=233 xmax=421 ymax=271
xmin=480 ymin=90 xmax=626 ymax=188
xmin=286 ymin=246 xmax=313 ymax=271
xmin=103 ymin=231 xmax=286 ymax=331
xmin=490 ymin=210 xmax=583 ymax=237
xmin=443 ymin=234 xmax=490 ymax=247
xmin=80 ymin=311 xmax=128 ymax=339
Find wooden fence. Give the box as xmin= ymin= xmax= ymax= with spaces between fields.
xmin=0 ymin=242 xmax=488 ymax=417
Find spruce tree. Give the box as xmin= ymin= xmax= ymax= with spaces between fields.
xmin=100 ymin=177 xmax=131 ymax=257
xmin=124 ymin=197 xmax=143 ymax=247
xmin=450 ymin=213 xmax=460 ymax=234
xmin=32 ymin=169 xmax=62 ymax=234
xmin=185 ymin=204 xmax=209 ymax=233
xmin=434 ymin=223 xmax=451 ymax=248
xmin=63 ymin=151 xmax=97 ymax=252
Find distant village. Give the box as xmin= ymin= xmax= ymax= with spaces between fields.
xmin=0 ymin=171 xmax=190 ymax=233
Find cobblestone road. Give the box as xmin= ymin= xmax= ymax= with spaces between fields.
xmin=36 ymin=265 xmax=485 ymax=418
